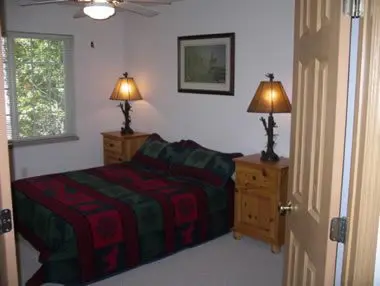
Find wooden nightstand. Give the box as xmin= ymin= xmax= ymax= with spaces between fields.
xmin=232 ymin=154 xmax=289 ymax=253
xmin=101 ymin=131 xmax=150 ymax=165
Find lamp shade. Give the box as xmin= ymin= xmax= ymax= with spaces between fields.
xmin=247 ymin=74 xmax=292 ymax=114
xmin=110 ymin=73 xmax=142 ymax=102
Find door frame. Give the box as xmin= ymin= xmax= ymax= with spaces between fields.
xmin=342 ymin=0 xmax=380 ymax=284
xmin=0 ymin=33 xmax=19 ymax=285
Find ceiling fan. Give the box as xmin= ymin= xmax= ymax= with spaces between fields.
xmin=18 ymin=0 xmax=182 ymax=20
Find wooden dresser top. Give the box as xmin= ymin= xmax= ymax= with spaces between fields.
xmin=101 ymin=131 xmax=151 ymax=139
xmin=233 ymin=154 xmax=289 ymax=169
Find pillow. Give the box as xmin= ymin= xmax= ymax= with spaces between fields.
xmin=131 ymin=133 xmax=170 ymax=171
xmin=170 ymin=140 xmax=243 ymax=187
xmin=131 ymin=133 xmax=186 ymax=172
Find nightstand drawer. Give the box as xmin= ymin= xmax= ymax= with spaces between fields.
xmin=236 ymin=166 xmax=278 ymax=189
xmin=240 ymin=194 xmax=275 ymax=237
xmin=238 ymin=187 xmax=272 ymax=196
xmin=102 ymin=131 xmax=151 ymax=166
xmin=104 ymin=138 xmax=122 ymax=154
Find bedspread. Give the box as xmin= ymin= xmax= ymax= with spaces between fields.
xmin=12 ymin=162 xmax=234 ymax=285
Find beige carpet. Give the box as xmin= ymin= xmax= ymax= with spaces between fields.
xmin=18 ymin=233 xmax=283 ymax=286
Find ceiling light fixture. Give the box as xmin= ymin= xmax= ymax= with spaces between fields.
xmin=83 ymin=2 xmax=115 ymax=20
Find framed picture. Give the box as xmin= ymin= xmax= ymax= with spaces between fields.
xmin=178 ymin=33 xmax=235 ymax=96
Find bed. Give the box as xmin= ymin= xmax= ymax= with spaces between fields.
xmin=12 ymin=134 xmax=242 ymax=285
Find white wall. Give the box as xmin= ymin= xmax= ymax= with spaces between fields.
xmin=7 ymin=0 xmax=295 ymax=179
xmin=123 ymin=0 xmax=294 ymax=155
xmin=6 ymin=0 xmax=128 ymax=179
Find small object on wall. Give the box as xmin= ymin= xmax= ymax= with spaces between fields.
xmin=110 ymin=72 xmax=142 ymax=135
xmin=178 ymin=33 xmax=235 ymax=96
xmin=247 ymin=73 xmax=292 ymax=162
xmin=90 ymin=41 xmax=95 ymax=48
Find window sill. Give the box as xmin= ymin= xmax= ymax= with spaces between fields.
xmin=9 ymin=135 xmax=79 ymax=148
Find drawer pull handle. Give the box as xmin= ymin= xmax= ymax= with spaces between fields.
xmin=248 ymin=214 xmax=252 ymax=219
xmin=109 ymin=143 xmax=114 ymax=147
xmin=118 ymin=158 xmax=123 ymax=162
xmin=262 ymin=169 xmax=267 ymax=177
xmin=252 ymin=175 xmax=256 ymax=180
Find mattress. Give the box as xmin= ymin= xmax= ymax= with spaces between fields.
xmin=12 ymin=162 xmax=234 ymax=285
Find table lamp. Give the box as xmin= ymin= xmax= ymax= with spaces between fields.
xmin=247 ymin=73 xmax=292 ymax=162
xmin=110 ymin=72 xmax=142 ymax=135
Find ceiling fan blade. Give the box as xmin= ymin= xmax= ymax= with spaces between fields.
xmin=19 ymin=0 xmax=71 ymax=6
xmin=128 ymin=0 xmax=173 ymax=4
xmin=59 ymin=1 xmax=87 ymax=5
xmin=115 ymin=2 xmax=159 ymax=17
xmin=73 ymin=8 xmax=86 ymax=18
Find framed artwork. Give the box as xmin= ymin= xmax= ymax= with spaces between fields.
xmin=177 ymin=33 xmax=235 ymax=96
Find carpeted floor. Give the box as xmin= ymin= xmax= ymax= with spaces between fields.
xmin=17 ymin=233 xmax=283 ymax=286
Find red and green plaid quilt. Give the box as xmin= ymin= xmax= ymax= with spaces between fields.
xmin=12 ymin=162 xmax=234 ymax=285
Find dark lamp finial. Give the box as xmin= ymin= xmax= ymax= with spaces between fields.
xmin=123 ymin=72 xmax=129 ymax=78
xmin=265 ymin=73 xmax=275 ymax=82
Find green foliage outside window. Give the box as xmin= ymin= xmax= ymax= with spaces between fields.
xmin=6 ymin=36 xmax=68 ymax=139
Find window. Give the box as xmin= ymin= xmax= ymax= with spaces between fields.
xmin=3 ymin=32 xmax=76 ymax=145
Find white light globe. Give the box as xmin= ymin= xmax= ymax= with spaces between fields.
xmin=83 ymin=3 xmax=115 ymax=20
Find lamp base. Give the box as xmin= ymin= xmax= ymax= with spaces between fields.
xmin=119 ymin=101 xmax=134 ymax=135
xmin=121 ymin=126 xmax=134 ymax=135
xmin=260 ymin=149 xmax=279 ymax=162
xmin=259 ymin=113 xmax=280 ymax=162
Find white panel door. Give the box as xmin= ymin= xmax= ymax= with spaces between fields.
xmin=283 ymin=0 xmax=351 ymax=285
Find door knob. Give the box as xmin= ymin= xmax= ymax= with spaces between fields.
xmin=278 ymin=201 xmax=295 ymax=216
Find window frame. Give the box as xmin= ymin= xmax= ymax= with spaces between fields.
xmin=5 ymin=31 xmax=78 ymax=146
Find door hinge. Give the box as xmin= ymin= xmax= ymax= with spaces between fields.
xmin=330 ymin=217 xmax=347 ymax=244
xmin=343 ymin=0 xmax=364 ymax=18
xmin=0 ymin=209 xmax=12 ymax=235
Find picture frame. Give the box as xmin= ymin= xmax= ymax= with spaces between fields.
xmin=177 ymin=33 xmax=235 ymax=96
